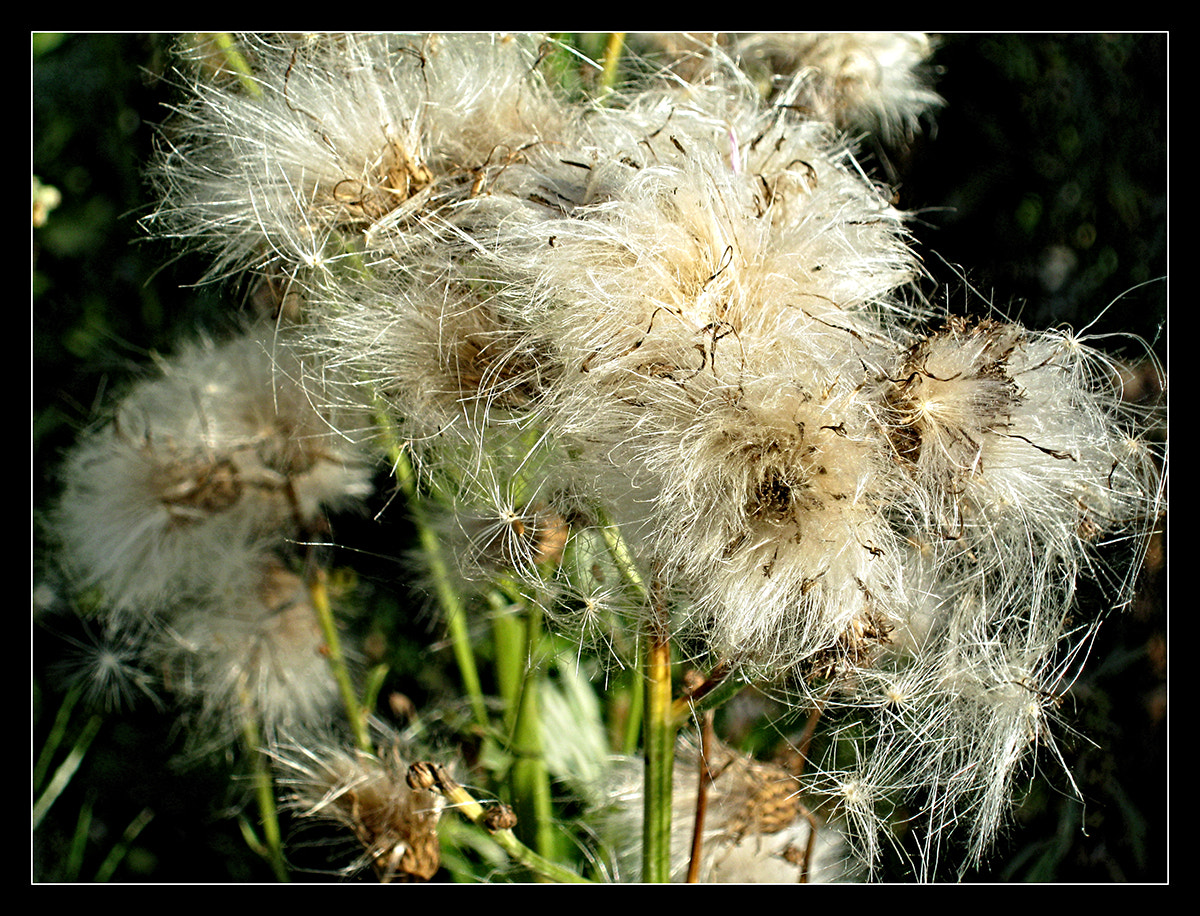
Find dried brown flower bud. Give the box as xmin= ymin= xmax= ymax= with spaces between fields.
xmin=482 ymin=803 xmax=519 ymax=833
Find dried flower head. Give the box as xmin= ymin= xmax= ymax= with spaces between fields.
xmin=271 ymin=727 xmax=446 ymax=881
xmin=590 ymin=739 xmax=862 ymax=883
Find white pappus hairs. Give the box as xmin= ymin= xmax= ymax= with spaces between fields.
xmin=50 ymin=324 xmax=377 ymax=741
xmin=47 ymin=33 xmax=1163 ymax=882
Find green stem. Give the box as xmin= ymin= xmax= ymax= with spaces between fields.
xmin=491 ymin=585 xmax=558 ymax=872
xmin=310 ymin=566 xmax=370 ymax=753
xmin=66 ymin=796 xmax=92 ymax=880
xmin=589 ymin=506 xmax=650 ymax=757
xmin=516 ymin=605 xmax=558 ymax=868
xmin=620 ymin=666 xmax=645 ymax=757
xmin=385 ymin=425 xmax=489 ymax=730
xmin=593 ymin=504 xmax=649 ymax=604
xmin=93 ymin=808 xmax=155 ymax=883
xmin=34 ymin=683 xmax=83 ymax=793
xmin=598 ymin=32 xmax=626 ymax=96
xmin=492 ymin=591 xmax=525 ymax=712
xmin=642 ymin=580 xmax=677 ymax=883
xmin=201 ymin=33 xmax=262 ymax=98
xmin=239 ymin=697 xmax=289 ymax=882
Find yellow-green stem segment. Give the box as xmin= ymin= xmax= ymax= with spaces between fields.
xmin=310 ymin=567 xmax=371 ymax=753
xmin=411 ymin=762 xmax=591 ymax=884
xmin=642 ymin=592 xmax=676 ymax=883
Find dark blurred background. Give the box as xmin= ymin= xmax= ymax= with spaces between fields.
xmin=897 ymin=33 xmax=1167 ymax=884
xmin=32 ymin=33 xmax=1166 ymax=882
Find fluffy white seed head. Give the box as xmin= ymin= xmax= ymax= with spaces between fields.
xmin=147 ymin=32 xmax=568 ymax=285
xmin=302 ymin=269 xmax=557 ymax=453
xmin=626 ymin=32 xmax=942 ymax=142
xmin=884 ymin=315 xmax=1164 ymax=624
xmin=152 ymin=558 xmax=343 ymax=746
xmin=46 ymin=321 xmax=375 ymax=756
xmin=473 ymin=126 xmax=921 ymax=677
xmin=729 ymin=32 xmax=943 ymax=143
xmin=52 ymin=328 xmax=374 ymax=620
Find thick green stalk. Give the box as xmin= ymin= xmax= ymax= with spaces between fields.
xmin=642 ymin=584 xmax=676 ymax=883
xmin=515 ymin=618 xmax=558 ymax=867
xmin=619 ymin=666 xmax=645 ymax=757
xmin=491 ymin=585 xmax=559 ymax=871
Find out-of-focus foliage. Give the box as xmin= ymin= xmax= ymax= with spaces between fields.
xmin=903 ymin=34 xmax=1166 ymax=351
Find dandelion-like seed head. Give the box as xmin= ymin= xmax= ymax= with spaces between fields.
xmin=149 ymin=32 xmax=567 ymax=286
xmin=52 ymin=329 xmax=373 ymax=618
xmin=155 ymin=559 xmax=342 ymax=745
xmin=308 ymin=273 xmax=556 ymax=450
xmin=730 ymin=32 xmax=943 ymax=144
xmin=624 ymin=365 xmax=907 ymax=678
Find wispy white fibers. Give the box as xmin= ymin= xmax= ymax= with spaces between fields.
xmin=824 ymin=553 xmax=1104 ymax=879
xmin=52 ymin=328 xmax=372 ymax=620
xmin=836 ymin=314 xmax=1165 ymax=876
xmin=883 ymin=315 xmax=1164 ymax=663
xmin=466 ymin=63 xmax=925 ymax=678
xmin=728 ymin=32 xmax=944 ymax=143
xmin=146 ymin=33 xmax=569 ymax=283
xmin=111 ymin=33 xmax=1164 ymax=880
xmin=300 ymin=266 xmax=558 ymax=459
xmin=51 ymin=325 xmax=375 ymax=739
xmin=151 ymin=558 xmax=345 ymax=747
xmin=628 ymin=33 xmax=943 ymax=147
